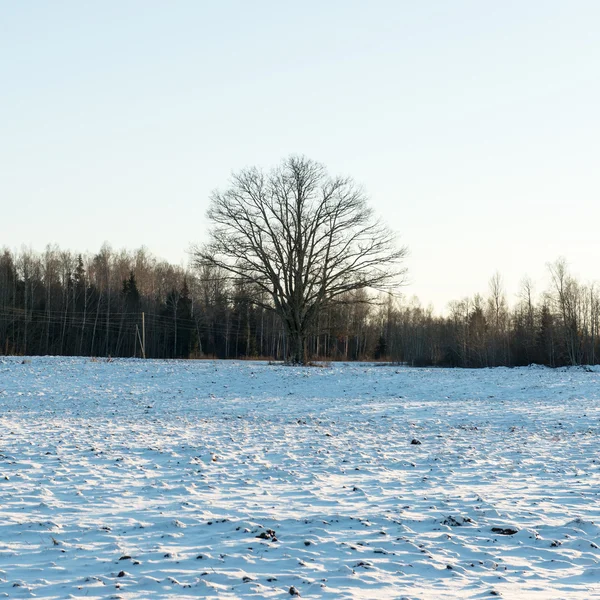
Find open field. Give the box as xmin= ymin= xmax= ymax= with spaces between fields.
xmin=1 ymin=358 xmax=599 ymax=599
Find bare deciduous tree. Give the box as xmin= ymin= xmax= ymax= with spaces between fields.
xmin=192 ymin=156 xmax=407 ymax=364
xmin=548 ymin=258 xmax=582 ymax=365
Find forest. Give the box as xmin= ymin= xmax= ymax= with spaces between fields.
xmin=1 ymin=244 xmax=598 ymax=367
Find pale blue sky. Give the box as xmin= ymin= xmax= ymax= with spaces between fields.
xmin=1 ymin=1 xmax=599 ymax=309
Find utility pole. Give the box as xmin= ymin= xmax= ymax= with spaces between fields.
xmin=142 ymin=311 xmax=146 ymax=359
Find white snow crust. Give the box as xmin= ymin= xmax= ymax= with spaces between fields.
xmin=0 ymin=358 xmax=599 ymax=599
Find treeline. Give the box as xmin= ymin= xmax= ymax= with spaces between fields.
xmin=1 ymin=245 xmax=598 ymax=366
xmin=386 ymin=267 xmax=599 ymax=367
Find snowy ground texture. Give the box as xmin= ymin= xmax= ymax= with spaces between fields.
xmin=1 ymin=358 xmax=600 ymax=599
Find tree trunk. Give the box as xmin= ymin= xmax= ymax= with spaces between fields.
xmin=288 ymin=329 xmax=306 ymax=364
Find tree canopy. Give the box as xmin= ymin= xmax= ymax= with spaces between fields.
xmin=192 ymin=155 xmax=407 ymax=363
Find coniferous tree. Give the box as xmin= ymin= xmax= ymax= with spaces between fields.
xmin=176 ymin=277 xmax=195 ymax=358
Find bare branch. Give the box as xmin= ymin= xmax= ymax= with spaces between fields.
xmin=191 ymin=155 xmax=407 ymax=364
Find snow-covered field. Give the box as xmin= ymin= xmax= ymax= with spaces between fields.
xmin=1 ymin=358 xmax=599 ymax=599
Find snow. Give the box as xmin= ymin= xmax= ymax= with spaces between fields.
xmin=1 ymin=357 xmax=599 ymax=599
